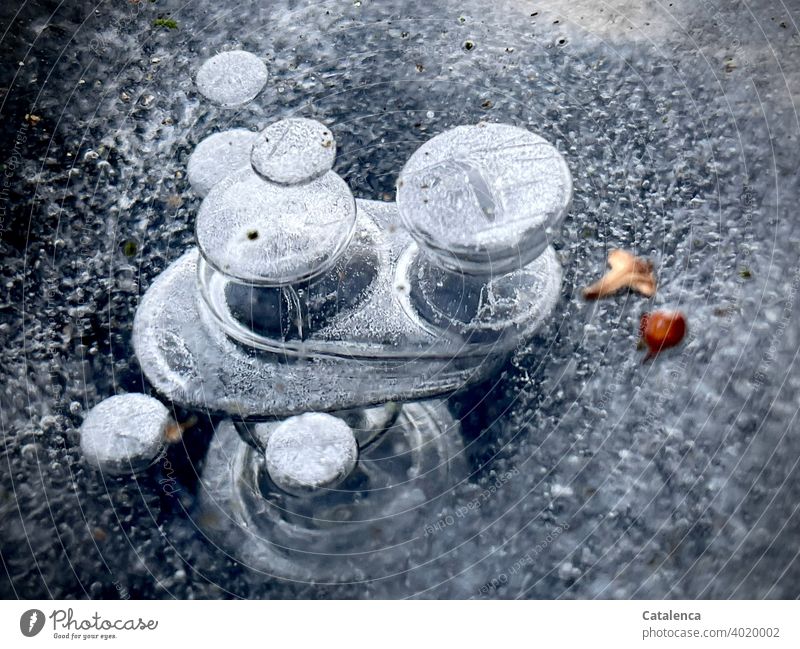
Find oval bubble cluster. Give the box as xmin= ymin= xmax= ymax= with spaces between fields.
xmin=251 ymin=118 xmax=337 ymax=185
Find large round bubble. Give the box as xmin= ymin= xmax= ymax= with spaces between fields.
xmin=396 ymin=123 xmax=572 ymax=275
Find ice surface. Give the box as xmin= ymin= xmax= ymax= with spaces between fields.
xmin=196 ymin=168 xmax=357 ymax=285
xmin=251 ymin=118 xmax=336 ymax=185
xmin=79 ymin=394 xmax=169 ymax=474
xmin=397 ymin=123 xmax=572 ymax=275
xmin=3 ymin=0 xmax=800 ymax=601
xmin=187 ymin=129 xmax=257 ymax=197
xmin=195 ymin=51 xmax=269 ymax=108
xmin=265 ymin=413 xmax=357 ymax=495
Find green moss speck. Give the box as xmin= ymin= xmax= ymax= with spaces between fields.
xmin=739 ymin=267 xmax=753 ymax=280
xmin=121 ymin=240 xmax=138 ymax=257
xmin=153 ymin=18 xmax=178 ymax=30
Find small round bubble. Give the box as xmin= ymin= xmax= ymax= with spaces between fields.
xmin=79 ymin=394 xmax=170 ymax=474
xmin=196 ymin=51 xmax=268 ymax=108
xmin=265 ymin=413 xmax=358 ymax=495
xmin=187 ymin=129 xmax=257 ymax=197
xmin=251 ymin=118 xmax=336 ymax=185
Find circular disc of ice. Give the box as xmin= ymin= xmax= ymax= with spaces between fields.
xmin=250 ymin=118 xmax=336 ymax=185
xmin=265 ymin=413 xmax=358 ymax=496
xmin=195 ymin=51 xmax=268 ymax=108
xmin=396 ymin=123 xmax=572 ymax=275
xmin=79 ymin=394 xmax=169 ymax=474
xmin=187 ymin=129 xmax=257 ymax=197
xmin=196 ymin=168 xmax=357 ymax=286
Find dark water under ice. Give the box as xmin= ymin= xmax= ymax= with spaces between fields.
xmin=1 ymin=0 xmax=799 ymax=598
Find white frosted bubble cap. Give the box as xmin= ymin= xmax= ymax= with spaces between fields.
xmin=196 ymin=51 xmax=268 ymax=108
xmin=187 ymin=129 xmax=257 ymax=197
xmin=396 ymin=123 xmax=572 ymax=275
xmin=265 ymin=413 xmax=358 ymax=495
xmin=251 ymin=118 xmax=337 ymax=185
xmin=196 ymin=168 xmax=357 ymax=286
xmin=79 ymin=394 xmax=170 ymax=474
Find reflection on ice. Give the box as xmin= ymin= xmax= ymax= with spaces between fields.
xmin=196 ymin=402 xmax=465 ymax=581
